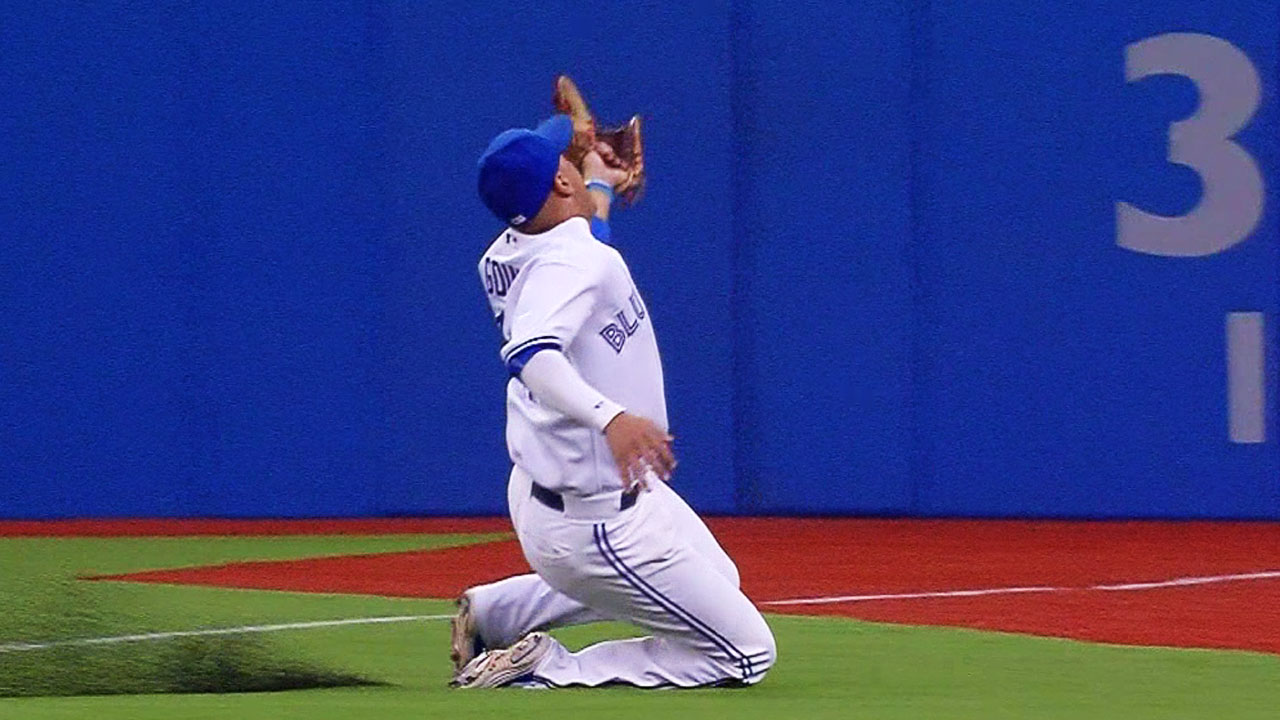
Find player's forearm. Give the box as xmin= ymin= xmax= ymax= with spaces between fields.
xmin=517 ymin=349 xmax=624 ymax=431
xmin=586 ymin=181 xmax=615 ymax=222
xmin=587 ymin=182 xmax=613 ymax=243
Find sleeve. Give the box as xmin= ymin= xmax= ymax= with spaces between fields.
xmin=499 ymin=257 xmax=600 ymax=370
xmin=517 ymin=349 xmax=625 ymax=432
xmin=589 ymin=216 xmax=612 ymax=244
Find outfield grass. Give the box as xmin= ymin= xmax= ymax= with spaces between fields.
xmin=1 ymin=535 xmax=1277 ymax=719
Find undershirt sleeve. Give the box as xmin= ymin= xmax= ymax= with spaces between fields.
xmin=517 ymin=349 xmax=625 ymax=432
xmin=589 ymin=216 xmax=611 ymax=244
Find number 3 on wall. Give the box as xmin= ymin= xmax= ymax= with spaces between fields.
xmin=1118 ymin=33 xmax=1264 ymax=257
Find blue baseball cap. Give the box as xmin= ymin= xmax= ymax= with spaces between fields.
xmin=477 ymin=115 xmax=573 ymax=225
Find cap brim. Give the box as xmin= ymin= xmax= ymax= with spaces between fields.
xmin=533 ymin=114 xmax=573 ymax=154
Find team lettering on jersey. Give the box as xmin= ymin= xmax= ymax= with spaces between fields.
xmin=598 ymin=290 xmax=647 ymax=353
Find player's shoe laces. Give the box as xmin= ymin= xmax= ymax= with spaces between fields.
xmin=450 ymin=632 xmax=553 ymax=689
xmin=449 ymin=591 xmax=482 ymax=676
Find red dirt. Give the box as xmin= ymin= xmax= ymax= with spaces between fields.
xmin=90 ymin=541 xmax=532 ymax=599
xmin=62 ymin=518 xmax=1280 ymax=655
xmin=794 ymin=580 xmax=1280 ymax=654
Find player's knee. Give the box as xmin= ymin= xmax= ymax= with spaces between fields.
xmin=740 ymin=620 xmax=777 ymax=682
xmin=758 ymin=625 xmax=778 ymax=671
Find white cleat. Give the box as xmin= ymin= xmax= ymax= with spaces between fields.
xmin=450 ymin=632 xmax=553 ymax=689
xmin=449 ymin=591 xmax=480 ymax=676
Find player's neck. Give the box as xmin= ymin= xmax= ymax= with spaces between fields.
xmin=520 ymin=207 xmax=590 ymax=235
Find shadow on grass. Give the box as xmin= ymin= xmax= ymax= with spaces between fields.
xmin=0 ymin=579 xmax=383 ymax=698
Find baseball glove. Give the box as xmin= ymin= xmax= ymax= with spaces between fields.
xmin=553 ymin=75 xmax=646 ymax=206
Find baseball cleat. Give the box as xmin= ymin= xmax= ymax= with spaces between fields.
xmin=449 ymin=591 xmax=481 ymax=676
xmin=450 ymin=631 xmax=553 ymax=689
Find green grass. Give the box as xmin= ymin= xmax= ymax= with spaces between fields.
xmin=0 ymin=535 xmax=499 ymax=700
xmin=1 ymin=534 xmax=1278 ymax=718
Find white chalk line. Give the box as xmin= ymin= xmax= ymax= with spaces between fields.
xmin=761 ymin=570 xmax=1280 ymax=607
xmin=6 ymin=570 xmax=1278 ymax=651
xmin=0 ymin=614 xmax=452 ymax=653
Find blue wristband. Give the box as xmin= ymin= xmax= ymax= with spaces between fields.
xmin=586 ymin=180 xmax=615 ymax=200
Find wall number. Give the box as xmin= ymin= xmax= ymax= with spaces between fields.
xmin=1117 ymin=32 xmax=1263 ymax=257
xmin=1121 ymin=34 xmax=1268 ymax=443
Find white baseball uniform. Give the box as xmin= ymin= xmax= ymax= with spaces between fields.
xmin=471 ymin=216 xmax=775 ymax=688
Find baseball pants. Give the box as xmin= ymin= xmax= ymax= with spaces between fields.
xmin=466 ymin=466 xmax=776 ymax=688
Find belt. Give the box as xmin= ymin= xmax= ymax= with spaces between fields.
xmin=531 ymin=482 xmax=639 ymax=514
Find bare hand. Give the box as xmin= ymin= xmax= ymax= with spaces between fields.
xmin=603 ymin=412 xmax=675 ymax=490
xmin=581 ymin=143 xmax=629 ymax=189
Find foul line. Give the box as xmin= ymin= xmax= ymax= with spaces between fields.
xmin=761 ymin=570 xmax=1280 ymax=607
xmin=0 ymin=614 xmax=452 ymax=653
xmin=8 ymin=570 xmax=1279 ymax=650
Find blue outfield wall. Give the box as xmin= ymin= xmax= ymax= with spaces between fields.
xmin=1 ymin=1 xmax=1276 ymax=519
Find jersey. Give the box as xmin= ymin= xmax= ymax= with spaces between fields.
xmin=479 ymin=216 xmax=668 ymax=497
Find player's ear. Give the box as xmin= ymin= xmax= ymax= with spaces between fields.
xmin=551 ymin=171 xmax=574 ymax=197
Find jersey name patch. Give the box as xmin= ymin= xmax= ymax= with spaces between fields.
xmin=483 ymin=258 xmax=519 ymax=297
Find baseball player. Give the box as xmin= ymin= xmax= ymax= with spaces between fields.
xmin=450 ymin=114 xmax=775 ymax=689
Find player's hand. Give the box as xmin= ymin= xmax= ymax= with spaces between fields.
xmin=603 ymin=412 xmax=675 ymax=491
xmin=581 ymin=143 xmax=630 ymax=189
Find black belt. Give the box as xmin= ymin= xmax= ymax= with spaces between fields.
xmin=531 ymin=482 xmax=639 ymax=513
